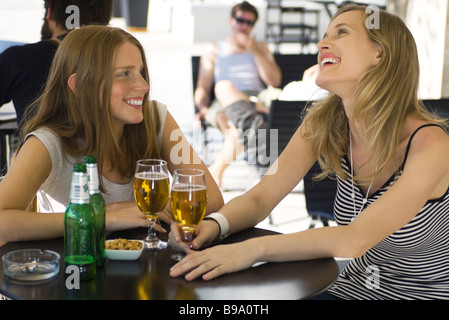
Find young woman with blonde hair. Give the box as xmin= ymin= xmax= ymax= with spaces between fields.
xmin=170 ymin=5 xmax=449 ymax=299
xmin=0 ymin=25 xmax=223 ymax=246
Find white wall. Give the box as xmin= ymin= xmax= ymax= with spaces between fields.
xmin=405 ymin=0 xmax=449 ymax=99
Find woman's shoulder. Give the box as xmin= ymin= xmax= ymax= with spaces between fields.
xmin=404 ymin=118 xmax=448 ymax=140
xmin=25 ymin=127 xmax=64 ymax=164
xmin=150 ymin=100 xmax=167 ymax=109
xmin=26 ymin=127 xmax=60 ymax=145
xmin=403 ymin=119 xmax=449 ymax=156
xmin=150 ymin=100 xmax=168 ymax=119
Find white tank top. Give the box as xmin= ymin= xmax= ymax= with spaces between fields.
xmin=26 ymin=101 xmax=167 ymax=213
xmin=214 ymin=40 xmax=265 ymax=92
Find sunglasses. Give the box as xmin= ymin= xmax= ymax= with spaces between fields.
xmin=233 ymin=16 xmax=256 ymax=27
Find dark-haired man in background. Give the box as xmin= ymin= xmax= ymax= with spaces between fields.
xmin=0 ymin=0 xmax=113 ymax=128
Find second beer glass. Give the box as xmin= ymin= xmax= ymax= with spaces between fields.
xmin=170 ymin=169 xmax=207 ymax=261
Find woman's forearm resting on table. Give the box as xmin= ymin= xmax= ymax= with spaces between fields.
xmin=249 ymin=225 xmax=366 ymax=264
xmin=0 ymin=210 xmax=65 ymax=244
xmin=169 ymin=224 xmax=366 ymax=281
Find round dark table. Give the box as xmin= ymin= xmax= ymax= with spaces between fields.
xmin=0 ymin=226 xmax=339 ymax=300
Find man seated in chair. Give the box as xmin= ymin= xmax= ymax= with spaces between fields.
xmin=194 ymin=1 xmax=281 ymax=187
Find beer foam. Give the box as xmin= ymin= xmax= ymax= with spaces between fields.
xmin=171 ymin=184 xmax=207 ymax=192
xmin=135 ymin=172 xmax=169 ymax=180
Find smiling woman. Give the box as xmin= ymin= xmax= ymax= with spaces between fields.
xmin=316 ymin=12 xmax=383 ymax=100
xmin=169 ymin=4 xmax=449 ymax=300
xmin=319 ymin=54 xmax=341 ymax=68
xmin=0 ymin=25 xmax=223 ymax=245
xmin=109 ymin=41 xmax=150 ymax=129
xmin=23 ymin=25 xmax=159 ymax=183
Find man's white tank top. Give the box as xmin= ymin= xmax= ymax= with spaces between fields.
xmin=213 ymin=39 xmax=264 ymax=92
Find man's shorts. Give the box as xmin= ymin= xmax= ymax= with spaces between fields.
xmin=204 ymin=88 xmax=280 ymax=128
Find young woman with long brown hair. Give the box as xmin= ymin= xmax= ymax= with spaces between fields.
xmin=170 ymin=5 xmax=449 ymax=299
xmin=0 ymin=25 xmax=223 ymax=246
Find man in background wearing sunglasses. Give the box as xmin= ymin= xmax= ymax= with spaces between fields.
xmin=194 ymin=1 xmax=282 ymax=188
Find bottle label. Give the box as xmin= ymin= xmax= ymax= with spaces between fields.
xmin=86 ymin=163 xmax=100 ymax=194
xmin=70 ymin=172 xmax=90 ymax=204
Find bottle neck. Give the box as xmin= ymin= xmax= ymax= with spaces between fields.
xmin=86 ymin=163 xmax=100 ymax=194
xmin=69 ymin=172 xmax=90 ymax=204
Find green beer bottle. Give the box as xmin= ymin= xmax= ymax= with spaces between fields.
xmin=84 ymin=155 xmax=106 ymax=267
xmin=64 ymin=163 xmax=96 ymax=281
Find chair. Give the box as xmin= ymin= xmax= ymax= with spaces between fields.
xmin=191 ymin=56 xmax=215 ymax=163
xmin=421 ymin=99 xmax=449 ymax=119
xmin=0 ymin=120 xmax=17 ymax=176
xmin=267 ymin=99 xmax=304 ymax=153
xmin=303 ymin=162 xmax=337 ymax=228
xmin=268 ymin=100 xmax=337 ymax=228
xmin=0 ymin=40 xmax=23 ymax=174
xmin=265 ymin=0 xmax=320 ymax=53
xmin=191 ymin=55 xmax=215 ymax=111
xmin=274 ymin=54 xmax=317 ymax=87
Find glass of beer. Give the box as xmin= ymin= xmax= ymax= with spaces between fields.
xmin=170 ymin=169 xmax=207 ymax=261
xmin=134 ymin=159 xmax=170 ymax=250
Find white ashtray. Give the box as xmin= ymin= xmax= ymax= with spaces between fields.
xmin=105 ymin=239 xmax=143 ymax=261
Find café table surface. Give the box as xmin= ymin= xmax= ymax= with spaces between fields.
xmin=0 ymin=226 xmax=339 ymax=300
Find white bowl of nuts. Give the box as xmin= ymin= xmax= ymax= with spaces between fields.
xmin=105 ymin=239 xmax=144 ymax=261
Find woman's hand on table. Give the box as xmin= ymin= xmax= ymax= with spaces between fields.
xmin=169 ymin=239 xmax=258 ymax=281
xmin=168 ymin=219 xmax=220 ymax=252
xmin=105 ymin=201 xmax=172 ymax=233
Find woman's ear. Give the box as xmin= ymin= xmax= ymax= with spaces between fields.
xmin=68 ymin=73 xmax=77 ymax=94
xmin=370 ymin=44 xmax=383 ymax=68
xmin=374 ymin=44 xmax=383 ymax=62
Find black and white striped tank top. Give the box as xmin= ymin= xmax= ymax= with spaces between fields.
xmin=328 ymin=124 xmax=449 ymax=300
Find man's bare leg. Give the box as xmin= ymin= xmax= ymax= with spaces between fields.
xmin=208 ymin=112 xmax=244 ymax=187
